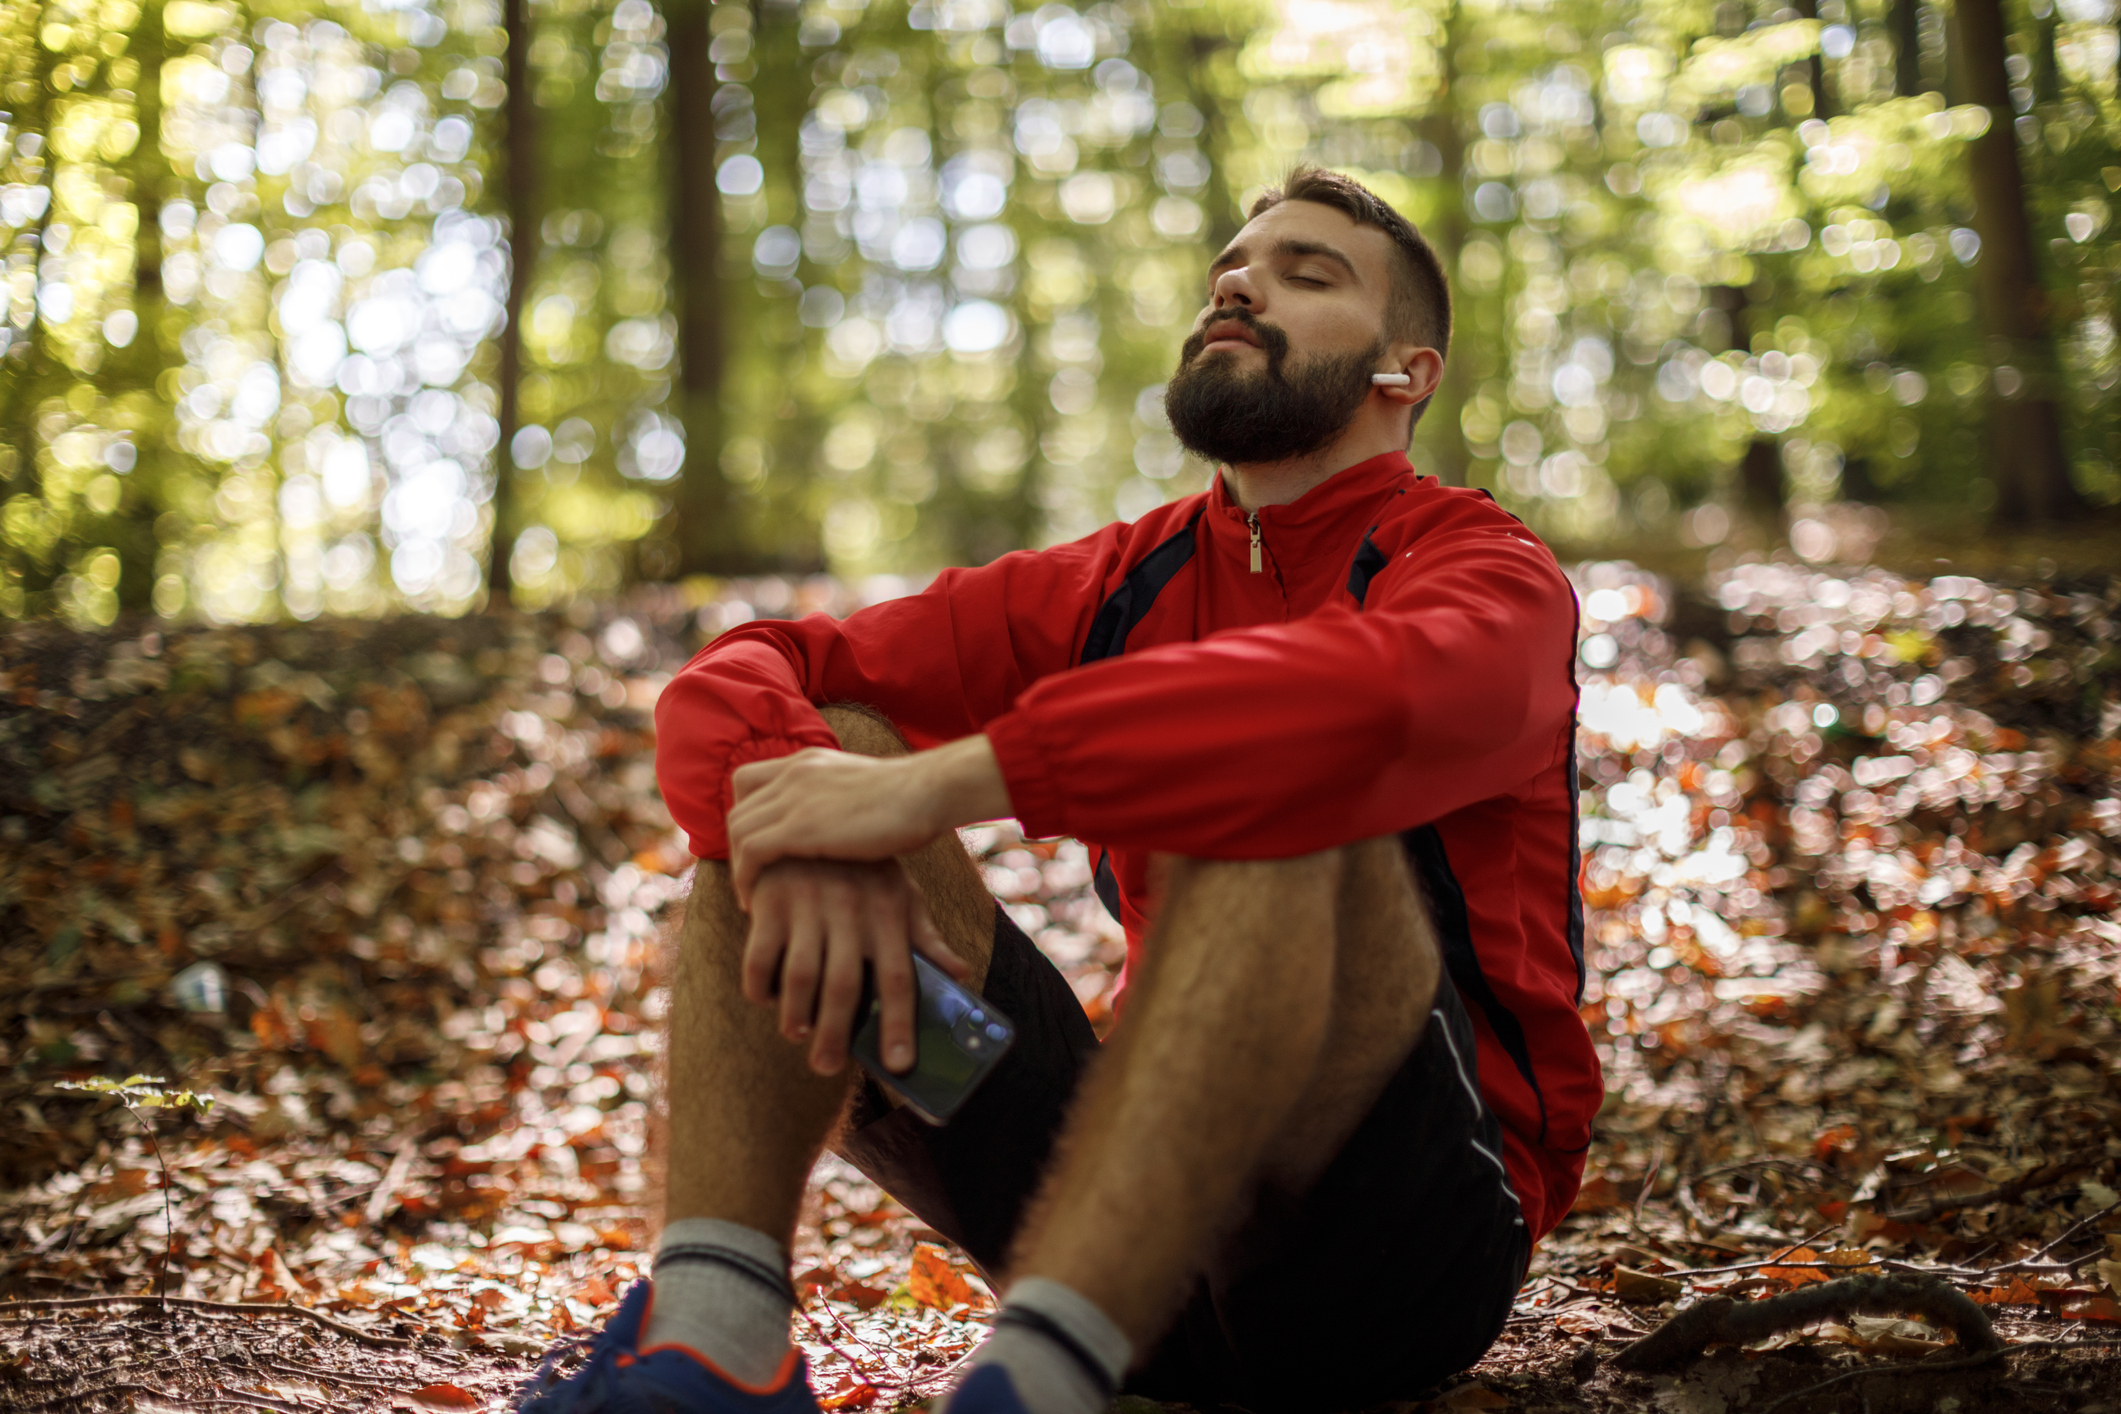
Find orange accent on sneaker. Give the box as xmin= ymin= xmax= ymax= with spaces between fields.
xmin=636 ymin=1341 xmax=801 ymax=1396
xmin=635 ymin=1277 xmax=803 ymax=1395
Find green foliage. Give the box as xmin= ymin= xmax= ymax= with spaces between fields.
xmin=56 ymin=1072 xmax=216 ymax=1113
xmin=0 ymin=0 xmax=2114 ymax=622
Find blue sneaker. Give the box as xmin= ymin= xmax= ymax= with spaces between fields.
xmin=514 ymin=1279 xmax=819 ymax=1414
xmin=939 ymin=1365 xmax=1031 ymax=1414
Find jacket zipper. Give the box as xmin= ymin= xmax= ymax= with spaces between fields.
xmin=1247 ymin=512 xmax=1262 ymax=573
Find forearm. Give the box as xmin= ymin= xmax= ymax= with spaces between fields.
xmin=909 ymin=733 xmax=1014 ymax=835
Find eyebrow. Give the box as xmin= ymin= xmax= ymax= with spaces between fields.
xmin=1207 ymin=237 xmax=1363 ymax=283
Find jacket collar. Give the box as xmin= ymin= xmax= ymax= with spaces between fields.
xmin=1206 ymin=450 xmax=1414 ymax=545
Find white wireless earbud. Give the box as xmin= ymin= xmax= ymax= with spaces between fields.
xmin=1370 ymin=373 xmax=1411 ymax=386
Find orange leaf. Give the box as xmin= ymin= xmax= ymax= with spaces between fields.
xmin=1813 ymin=1125 xmax=1860 ymax=1160
xmin=826 ymin=1281 xmax=890 ymax=1311
xmin=2052 ymin=1294 xmax=2121 ymax=1325
xmin=1762 ymin=1248 xmax=1828 ymax=1286
xmin=818 ymin=1376 xmax=876 ymax=1411
xmin=407 ymin=1384 xmax=479 ymax=1410
xmin=1971 ymin=1279 xmax=2042 ymax=1306
xmin=907 ymin=1244 xmax=976 ymax=1310
xmin=1570 ymin=1176 xmax=1625 ymax=1213
xmin=576 ymin=1276 xmax=616 ymax=1307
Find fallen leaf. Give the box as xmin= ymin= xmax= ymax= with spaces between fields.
xmin=907 ymin=1243 xmax=976 ymax=1310
xmin=2097 ymin=1258 xmax=2121 ymax=1300
xmin=1845 ymin=1316 xmax=1951 ymax=1355
xmin=1970 ymin=1279 xmax=2043 ymax=1306
xmin=1553 ymin=1307 xmax=1605 ymax=1335
xmin=406 ymin=1384 xmax=478 ymax=1410
xmin=2052 ymin=1294 xmax=2121 ymax=1325
xmin=826 ymin=1281 xmax=890 ymax=1311
xmin=817 ymin=1374 xmax=876 ymax=1410
xmin=1429 ymin=1383 xmax=1509 ymax=1410
xmin=1613 ymin=1267 xmax=1683 ymax=1302
xmin=1761 ymin=1247 xmax=1828 ymax=1286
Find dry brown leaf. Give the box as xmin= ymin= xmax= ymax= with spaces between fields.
xmin=1613 ymin=1266 xmax=1683 ymax=1302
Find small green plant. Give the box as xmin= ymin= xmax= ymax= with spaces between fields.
xmin=55 ymin=1075 xmax=215 ymax=1307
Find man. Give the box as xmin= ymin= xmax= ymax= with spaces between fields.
xmin=519 ymin=166 xmax=1597 ymax=1414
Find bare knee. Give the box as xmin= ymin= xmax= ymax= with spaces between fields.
xmin=818 ymin=703 xmax=910 ymax=759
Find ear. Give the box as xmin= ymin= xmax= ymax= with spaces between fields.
xmin=1374 ymin=346 xmax=1445 ymax=407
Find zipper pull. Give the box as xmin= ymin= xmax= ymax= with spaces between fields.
xmin=1247 ymin=512 xmax=1262 ymax=574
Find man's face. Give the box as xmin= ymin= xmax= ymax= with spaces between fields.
xmin=1164 ymin=200 xmax=1399 ymax=467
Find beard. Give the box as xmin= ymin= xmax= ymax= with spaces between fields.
xmin=1163 ymin=311 xmax=1384 ymax=466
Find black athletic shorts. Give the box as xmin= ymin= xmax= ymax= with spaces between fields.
xmin=833 ymin=905 xmax=1531 ymax=1412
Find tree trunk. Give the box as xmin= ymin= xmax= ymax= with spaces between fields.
xmin=666 ymin=0 xmax=733 ymax=576
xmin=487 ymin=0 xmax=537 ymax=602
xmin=1894 ymin=0 xmax=1927 ymax=96
xmin=1793 ymin=0 xmax=1833 ymax=119
xmin=2 ymin=5 xmax=59 ymax=608
xmin=1419 ymin=1 xmax=1470 ymax=487
xmin=1952 ymin=0 xmax=2085 ymax=524
xmin=1711 ymin=284 xmax=1787 ymax=531
xmin=113 ymin=0 xmax=173 ymax=613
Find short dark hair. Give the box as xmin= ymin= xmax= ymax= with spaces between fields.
xmin=1248 ymin=165 xmax=1452 ymax=360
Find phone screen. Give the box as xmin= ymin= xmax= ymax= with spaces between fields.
xmin=849 ymin=954 xmax=1015 ymax=1126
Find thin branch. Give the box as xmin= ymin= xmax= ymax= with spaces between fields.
xmin=0 ymin=1294 xmax=413 ymax=1349
xmin=1992 ymin=1198 xmax=2121 ymax=1274
xmin=1879 ymin=1153 xmax=2097 ymax=1225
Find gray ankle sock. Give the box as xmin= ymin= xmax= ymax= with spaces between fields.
xmin=640 ymin=1218 xmax=794 ymax=1386
xmin=967 ymin=1278 xmax=1130 ymax=1414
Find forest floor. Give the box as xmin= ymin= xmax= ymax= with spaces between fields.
xmin=1 ymin=542 xmax=2118 ymax=1413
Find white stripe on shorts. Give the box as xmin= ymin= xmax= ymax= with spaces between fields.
xmin=1432 ymin=1005 xmax=1528 ymax=1227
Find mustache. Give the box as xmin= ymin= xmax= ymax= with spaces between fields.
xmin=1178 ymin=310 xmax=1291 ymax=370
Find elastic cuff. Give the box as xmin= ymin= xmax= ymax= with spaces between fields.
xmin=1000 ymin=1277 xmax=1130 ymax=1390
xmin=983 ymin=710 xmax=1068 ymax=838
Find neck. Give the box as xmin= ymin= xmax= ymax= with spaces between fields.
xmin=1220 ymin=423 xmax=1404 ymax=513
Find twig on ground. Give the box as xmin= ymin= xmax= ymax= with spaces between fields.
xmin=18 ymin=1383 xmax=304 ymax=1414
xmin=1991 ymin=1197 xmax=2121 ymax=1274
xmin=1662 ymin=1224 xmax=1845 ymax=1280
xmin=1611 ymin=1273 xmax=2002 ymax=1373
xmin=0 ymin=1293 xmax=414 ymax=1349
xmin=1630 ymin=1136 xmax=1666 ymax=1236
xmin=362 ymin=1133 xmax=422 ymax=1226
xmin=1880 ymin=1153 xmax=2098 ymax=1225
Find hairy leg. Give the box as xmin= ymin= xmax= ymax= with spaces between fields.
xmin=1260 ymin=835 xmax=1440 ymax=1195
xmin=1005 ymin=837 xmax=1438 ymax=1347
xmin=660 ymin=706 xmax=996 ymax=1241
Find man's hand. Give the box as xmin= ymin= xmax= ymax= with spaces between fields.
xmin=726 ymin=734 xmax=1011 ymax=906
xmin=740 ymin=857 xmax=971 ymax=1076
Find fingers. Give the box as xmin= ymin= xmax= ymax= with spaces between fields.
xmin=808 ymin=878 xmax=868 ymax=1074
xmin=739 ymin=882 xmax=790 ymax=1007
xmin=869 ymin=890 xmax=917 ymax=1073
xmin=906 ymin=888 xmax=973 ymax=981
xmin=777 ymin=904 xmax=825 ymax=1047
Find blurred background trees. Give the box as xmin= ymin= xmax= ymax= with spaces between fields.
xmin=1 ymin=0 xmax=2116 ymax=625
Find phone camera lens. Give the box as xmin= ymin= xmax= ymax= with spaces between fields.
xmin=968 ymin=1010 xmax=985 ymax=1024
xmin=985 ymin=1023 xmax=1007 ymax=1041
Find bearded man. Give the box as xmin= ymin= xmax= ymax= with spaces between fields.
xmin=519 ymin=166 xmax=1597 ymax=1414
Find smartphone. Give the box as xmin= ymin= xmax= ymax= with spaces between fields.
xmin=848 ymin=953 xmax=1015 ymax=1126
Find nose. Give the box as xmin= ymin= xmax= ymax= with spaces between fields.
xmin=1210 ymin=262 xmax=1257 ymax=312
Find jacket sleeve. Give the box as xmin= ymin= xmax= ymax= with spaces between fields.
xmin=984 ymin=503 xmax=1580 ymax=857
xmin=654 ymin=526 xmax=1129 ymax=859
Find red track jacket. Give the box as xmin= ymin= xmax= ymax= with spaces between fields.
xmin=655 ymin=450 xmax=1600 ymax=1239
